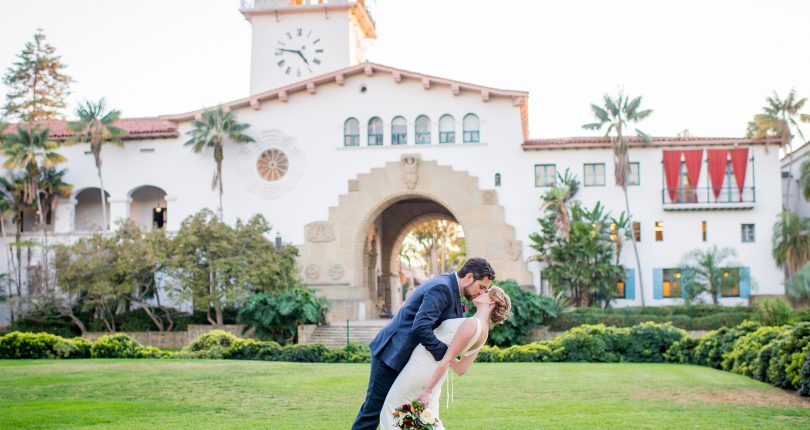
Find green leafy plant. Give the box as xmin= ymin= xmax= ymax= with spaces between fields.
xmin=751 ymin=297 xmax=796 ymax=326
xmin=237 ymin=289 xmax=328 ymax=344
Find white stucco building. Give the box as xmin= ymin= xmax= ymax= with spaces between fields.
xmin=0 ymin=0 xmax=787 ymax=323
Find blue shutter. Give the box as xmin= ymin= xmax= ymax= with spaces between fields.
xmin=625 ymin=268 xmax=636 ymax=300
xmin=740 ymin=267 xmax=751 ymax=298
xmin=653 ymin=268 xmax=663 ymax=299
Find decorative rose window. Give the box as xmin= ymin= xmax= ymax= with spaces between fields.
xmin=256 ymin=149 xmax=289 ymax=181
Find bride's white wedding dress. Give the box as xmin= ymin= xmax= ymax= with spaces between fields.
xmin=379 ymin=317 xmax=484 ymax=430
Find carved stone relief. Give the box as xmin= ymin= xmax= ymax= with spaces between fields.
xmin=305 ymin=264 xmax=321 ymax=281
xmin=328 ymin=264 xmax=345 ymax=281
xmin=504 ymin=240 xmax=522 ymax=262
xmin=400 ymin=154 xmax=421 ymax=190
xmin=482 ymin=190 xmax=497 ymax=205
xmin=306 ymin=222 xmax=335 ymax=242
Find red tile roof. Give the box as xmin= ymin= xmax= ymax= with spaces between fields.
xmin=1 ymin=118 xmax=178 ymax=140
xmin=522 ymin=136 xmax=784 ymax=150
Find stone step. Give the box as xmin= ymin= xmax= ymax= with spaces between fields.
xmin=300 ymin=320 xmax=389 ymax=348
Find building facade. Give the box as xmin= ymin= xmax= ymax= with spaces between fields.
xmin=0 ymin=0 xmax=787 ymax=323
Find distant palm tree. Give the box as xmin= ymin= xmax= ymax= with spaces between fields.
xmin=1 ymin=125 xmax=66 ymax=292
xmin=583 ymin=92 xmax=652 ymax=305
xmin=0 ymin=173 xmax=35 ymax=303
xmin=772 ymin=211 xmax=810 ymax=278
xmin=679 ymin=245 xmax=738 ymax=304
xmin=747 ymin=90 xmax=810 ymax=213
xmin=37 ymin=167 xmax=72 ymax=226
xmin=184 ymin=107 xmax=255 ymax=219
xmin=67 ymin=98 xmax=126 ymax=230
xmin=541 ymin=169 xmax=579 ymax=242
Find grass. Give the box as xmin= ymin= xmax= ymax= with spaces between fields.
xmin=1 ymin=360 xmax=809 ymax=429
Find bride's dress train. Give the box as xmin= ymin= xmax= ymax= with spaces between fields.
xmin=379 ymin=317 xmax=484 ymax=430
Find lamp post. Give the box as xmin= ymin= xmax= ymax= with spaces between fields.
xmin=275 ymin=232 xmax=282 ymax=251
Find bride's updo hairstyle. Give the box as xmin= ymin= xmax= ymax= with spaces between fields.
xmin=488 ymin=286 xmax=512 ymax=325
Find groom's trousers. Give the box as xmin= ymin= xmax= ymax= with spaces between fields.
xmin=351 ymin=355 xmax=399 ymax=430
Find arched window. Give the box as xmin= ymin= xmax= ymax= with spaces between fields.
xmin=439 ymin=114 xmax=455 ymax=144
xmin=415 ymin=115 xmax=431 ymax=144
xmin=463 ymin=113 xmax=480 ymax=143
xmin=368 ymin=117 xmax=383 ymax=146
xmin=391 ymin=116 xmax=407 ymax=145
xmin=344 ymin=118 xmax=359 ymax=146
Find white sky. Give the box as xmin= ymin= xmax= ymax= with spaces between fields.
xmin=1 ymin=0 xmax=808 ymax=139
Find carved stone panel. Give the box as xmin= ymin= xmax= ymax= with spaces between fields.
xmin=305 ymin=264 xmax=321 ymax=281
xmin=348 ymin=179 xmax=360 ymax=192
xmin=306 ymin=222 xmax=335 ymax=243
xmin=400 ymin=154 xmax=421 ymax=190
xmin=504 ymin=240 xmax=522 ymax=262
xmin=328 ymin=264 xmax=345 ymax=281
xmin=482 ymin=190 xmax=497 ymax=205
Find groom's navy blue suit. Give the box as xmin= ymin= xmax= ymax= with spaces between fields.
xmin=351 ymin=273 xmax=463 ymax=430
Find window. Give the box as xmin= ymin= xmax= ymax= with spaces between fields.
xmin=628 ymin=162 xmax=640 ymax=185
xmin=391 ymin=116 xmax=407 ymax=145
xmin=662 ymin=269 xmax=682 ymax=298
xmin=439 ymin=114 xmax=455 ymax=144
xmin=368 ymin=117 xmax=383 ymax=146
xmin=462 ymin=113 xmax=480 ymax=143
xmin=702 ymin=221 xmax=707 ymax=242
xmin=535 ymin=164 xmax=556 ymax=187
xmin=344 ymin=118 xmax=360 ymax=146
xmin=655 ymin=221 xmax=663 ymax=241
xmin=495 ymin=173 xmax=501 ymax=187
xmin=609 ymin=223 xmax=618 ymax=242
xmin=720 ymin=268 xmax=740 ymax=297
xmin=616 ymin=279 xmax=626 ymax=299
xmin=584 ymin=163 xmax=606 ymax=186
xmin=415 ymin=115 xmax=431 ymax=144
xmin=742 ymin=224 xmax=755 ymax=242
xmin=633 ymin=222 xmax=641 ymax=242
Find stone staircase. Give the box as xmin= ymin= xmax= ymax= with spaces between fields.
xmin=299 ymin=319 xmax=389 ymax=348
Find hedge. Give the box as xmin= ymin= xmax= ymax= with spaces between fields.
xmin=549 ymin=305 xmax=751 ymax=331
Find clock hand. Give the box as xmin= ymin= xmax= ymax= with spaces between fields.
xmin=296 ymin=50 xmax=310 ymax=65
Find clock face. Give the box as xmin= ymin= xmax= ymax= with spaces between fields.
xmin=274 ymin=28 xmax=324 ymax=78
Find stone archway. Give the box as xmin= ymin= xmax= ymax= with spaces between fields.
xmin=300 ymin=154 xmax=530 ymax=321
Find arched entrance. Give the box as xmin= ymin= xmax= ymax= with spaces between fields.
xmin=300 ymin=154 xmax=530 ymax=321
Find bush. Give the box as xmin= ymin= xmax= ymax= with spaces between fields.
xmin=664 ymin=337 xmax=700 ymax=364
xmin=623 ymin=322 xmax=688 ymax=363
xmin=178 ymin=330 xmax=239 ymax=359
xmin=550 ymin=305 xmax=751 ymax=331
xmin=723 ymin=326 xmax=783 ymax=377
xmin=799 ymin=346 xmax=810 ymax=396
xmin=224 ymin=338 xmax=283 ymax=361
xmin=278 ymin=343 xmax=330 ymax=362
xmin=323 ymin=342 xmax=372 ymax=363
xmin=497 ymin=343 xmax=558 ymax=362
xmin=765 ymin=323 xmax=810 ymax=389
xmin=0 ymin=331 xmax=89 ymax=359
xmin=751 ymin=298 xmax=797 ymax=326
xmin=550 ymin=324 xmax=621 ymax=362
xmin=91 ymin=334 xmax=161 ymax=358
xmin=691 ymin=321 xmax=761 ymax=369
xmin=238 ymin=290 xmax=328 ymax=345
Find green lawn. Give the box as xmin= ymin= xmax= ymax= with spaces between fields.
xmin=1 ymin=360 xmax=808 ymax=429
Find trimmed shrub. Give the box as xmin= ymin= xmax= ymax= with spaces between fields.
xmin=0 ymin=331 xmax=89 ymax=359
xmin=179 ymin=330 xmax=239 ymax=359
xmin=692 ymin=321 xmax=761 ymax=369
xmin=91 ymin=334 xmax=161 ymax=358
xmin=764 ymin=323 xmax=810 ymax=389
xmin=278 ymin=343 xmax=330 ymax=362
xmin=723 ymin=326 xmax=783 ymax=378
xmin=550 ymin=324 xmax=621 ymax=362
xmin=623 ymin=322 xmax=688 ymax=363
xmin=752 ymin=298 xmax=797 ymax=326
xmin=497 ymin=343 xmax=558 ymax=362
xmin=323 ymin=342 xmax=372 ymax=363
xmin=224 ymin=338 xmax=283 ymax=361
xmin=550 ymin=305 xmax=751 ymax=331
xmin=799 ymin=346 xmax=810 ymax=396
xmin=664 ymin=337 xmax=700 ymax=364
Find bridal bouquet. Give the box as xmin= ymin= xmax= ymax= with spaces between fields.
xmin=392 ymin=399 xmax=440 ymax=430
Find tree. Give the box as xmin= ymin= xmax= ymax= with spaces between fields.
xmin=37 ymin=167 xmax=72 ymax=226
xmin=530 ymin=177 xmax=625 ymax=308
xmin=583 ymin=92 xmax=652 ymax=305
xmin=540 ymin=169 xmax=579 ymax=241
xmin=747 ymin=90 xmax=810 ymax=213
xmin=2 ymin=29 xmax=73 ymax=122
xmin=786 ymin=261 xmax=810 ymax=301
xmin=67 ymin=98 xmax=127 ymax=230
xmin=1 ymin=125 xmax=66 ymax=292
xmin=0 ymin=173 xmax=35 ymax=304
xmin=184 ymin=107 xmax=255 ymax=219
xmin=772 ymin=212 xmax=810 ymax=278
xmin=679 ymin=245 xmax=740 ymax=304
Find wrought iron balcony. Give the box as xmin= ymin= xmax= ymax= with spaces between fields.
xmin=661 ymin=186 xmax=756 ymax=210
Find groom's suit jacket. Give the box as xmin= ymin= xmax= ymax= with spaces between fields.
xmin=369 ymin=273 xmax=463 ymax=372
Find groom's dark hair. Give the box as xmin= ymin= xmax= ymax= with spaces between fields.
xmin=458 ymin=257 xmax=495 ymax=281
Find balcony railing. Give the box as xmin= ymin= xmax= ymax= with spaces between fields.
xmin=661 ymin=186 xmax=756 ymax=210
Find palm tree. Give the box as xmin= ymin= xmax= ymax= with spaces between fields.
xmin=0 ymin=173 xmax=35 ymax=306
xmin=747 ymin=90 xmax=810 ymax=213
xmin=679 ymin=245 xmax=738 ymax=304
xmin=1 ymin=125 xmax=66 ymax=292
xmin=772 ymin=211 xmax=810 ymax=278
xmin=184 ymin=107 xmax=255 ymax=219
xmin=37 ymin=167 xmax=72 ymax=226
xmin=541 ymin=169 xmax=579 ymax=241
xmin=67 ymin=98 xmax=126 ymax=230
xmin=583 ymin=92 xmax=652 ymax=305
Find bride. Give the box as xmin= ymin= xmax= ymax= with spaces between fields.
xmin=379 ymin=286 xmax=512 ymax=429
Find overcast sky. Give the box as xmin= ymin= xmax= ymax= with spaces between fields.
xmin=1 ymin=0 xmax=808 ymax=139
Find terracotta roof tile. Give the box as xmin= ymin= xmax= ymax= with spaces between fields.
xmin=522 ymin=136 xmax=783 ymax=150
xmin=1 ymin=118 xmax=178 ymax=140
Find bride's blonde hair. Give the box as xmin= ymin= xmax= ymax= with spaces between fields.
xmin=488 ymin=286 xmax=512 ymax=325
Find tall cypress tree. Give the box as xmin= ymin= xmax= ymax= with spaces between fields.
xmin=3 ymin=29 xmax=73 ymax=122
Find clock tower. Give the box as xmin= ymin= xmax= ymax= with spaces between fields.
xmin=241 ymin=0 xmax=376 ymax=95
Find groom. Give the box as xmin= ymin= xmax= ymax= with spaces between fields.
xmin=351 ymin=257 xmax=495 ymax=430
